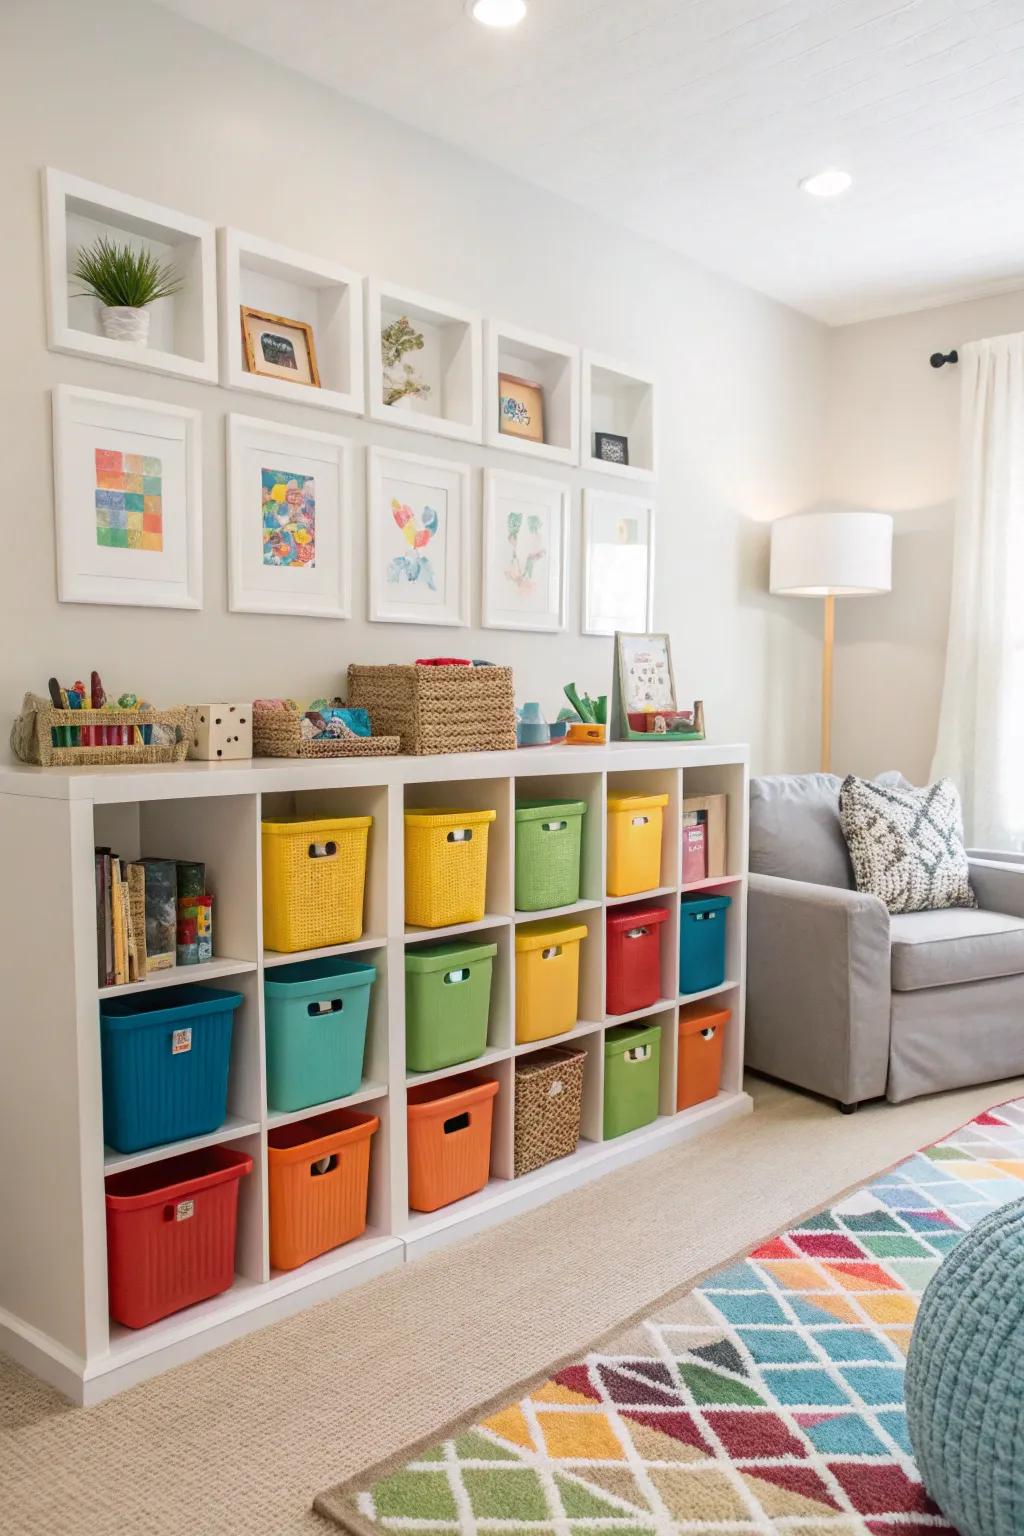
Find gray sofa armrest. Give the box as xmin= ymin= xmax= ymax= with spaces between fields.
xmin=746 ymin=873 xmax=892 ymax=1106
xmin=969 ymin=856 xmax=1024 ymax=918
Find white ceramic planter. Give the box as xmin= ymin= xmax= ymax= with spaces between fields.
xmin=99 ymin=306 xmax=150 ymax=345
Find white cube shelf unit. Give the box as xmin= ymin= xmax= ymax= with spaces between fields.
xmin=485 ymin=321 xmax=580 ymax=466
xmin=366 ymin=279 xmax=482 ymax=443
xmin=42 ymin=168 xmax=217 ymax=384
xmin=581 ymin=350 xmax=656 ymax=481
xmin=219 ymin=228 xmax=364 ymax=415
xmin=0 ymin=740 xmax=749 ymax=1404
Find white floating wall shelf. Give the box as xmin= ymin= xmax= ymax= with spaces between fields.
xmin=366 ymin=280 xmax=482 ymax=443
xmin=484 ymin=321 xmax=580 ymax=466
xmin=581 ymin=351 xmax=656 ymax=481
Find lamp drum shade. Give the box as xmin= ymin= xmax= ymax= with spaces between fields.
xmin=770 ymin=511 xmax=893 ymax=596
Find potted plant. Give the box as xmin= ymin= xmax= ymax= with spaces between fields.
xmin=72 ymin=236 xmax=182 ymax=346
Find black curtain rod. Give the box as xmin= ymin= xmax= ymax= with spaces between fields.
xmin=930 ymin=350 xmax=959 ymax=368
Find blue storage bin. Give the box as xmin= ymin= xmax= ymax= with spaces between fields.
xmin=679 ymin=894 xmax=731 ymax=995
xmin=264 ymin=957 xmax=376 ymax=1113
xmin=100 ymin=985 xmax=242 ymax=1154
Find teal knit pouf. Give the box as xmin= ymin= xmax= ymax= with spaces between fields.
xmin=905 ymin=1195 xmax=1024 ymax=1536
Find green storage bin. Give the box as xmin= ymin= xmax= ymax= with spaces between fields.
xmin=264 ymin=957 xmax=375 ymax=1113
xmin=603 ymin=1022 xmax=661 ymax=1140
xmin=405 ymin=940 xmax=497 ymax=1073
xmin=515 ymin=799 xmax=587 ymax=911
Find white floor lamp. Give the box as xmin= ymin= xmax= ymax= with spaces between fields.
xmin=770 ymin=510 xmax=893 ymax=773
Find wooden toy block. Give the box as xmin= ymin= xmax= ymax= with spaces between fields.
xmin=187 ymin=703 xmax=253 ymax=761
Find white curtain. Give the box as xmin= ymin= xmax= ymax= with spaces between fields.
xmin=932 ymin=333 xmax=1024 ymax=849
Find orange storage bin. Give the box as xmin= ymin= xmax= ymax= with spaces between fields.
xmin=677 ymin=1004 xmax=729 ymax=1110
xmin=267 ymin=1107 xmax=378 ymax=1270
xmin=407 ymin=1074 xmax=499 ymax=1213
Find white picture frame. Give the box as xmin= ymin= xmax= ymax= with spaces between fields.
xmin=481 ymin=469 xmax=569 ymax=632
xmin=367 ymin=446 xmax=471 ymax=627
xmin=226 ymin=414 xmax=353 ymax=619
xmin=52 ymin=384 xmax=202 ymax=609
xmin=582 ymin=488 xmax=655 ymax=637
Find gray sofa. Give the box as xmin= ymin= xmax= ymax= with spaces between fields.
xmin=746 ymin=773 xmax=1024 ymax=1108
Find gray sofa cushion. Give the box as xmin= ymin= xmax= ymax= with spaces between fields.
xmin=750 ymin=770 xmax=913 ymax=888
xmin=890 ymin=907 xmax=1024 ymax=991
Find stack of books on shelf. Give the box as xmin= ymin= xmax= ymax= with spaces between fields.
xmin=96 ymin=854 xmax=212 ymax=987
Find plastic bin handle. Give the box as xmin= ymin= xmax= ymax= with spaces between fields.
xmin=443 ymin=968 xmax=470 ymax=985
xmin=625 ymin=1044 xmax=651 ymax=1063
xmin=310 ymin=1154 xmax=339 ymax=1177
xmin=308 ymin=840 xmax=338 ymax=860
xmin=443 ymin=1110 xmax=470 ymax=1134
xmin=625 ymin=927 xmax=649 ymax=940
xmin=541 ymin=945 xmax=563 ymax=960
xmin=308 ymin=998 xmax=344 ymax=1017
xmin=446 ymin=828 xmax=473 ymax=843
xmin=700 ymin=1026 xmax=717 ymax=1040
xmin=542 ymin=820 xmax=568 ymax=833
xmin=631 ymin=814 xmax=650 ymax=827
xmin=163 ymin=1198 xmax=195 ymax=1222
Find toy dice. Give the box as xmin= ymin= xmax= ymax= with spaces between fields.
xmin=187 ymin=703 xmax=253 ymax=761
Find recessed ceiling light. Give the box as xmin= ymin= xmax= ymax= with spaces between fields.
xmin=467 ymin=0 xmax=527 ymax=26
xmin=799 ymin=168 xmax=853 ymax=198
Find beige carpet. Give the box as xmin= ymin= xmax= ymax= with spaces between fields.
xmin=4 ymin=1073 xmax=1022 ymax=1536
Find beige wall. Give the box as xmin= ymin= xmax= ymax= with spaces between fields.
xmin=825 ymin=288 xmax=1024 ymax=782
xmin=0 ymin=0 xmax=829 ymax=773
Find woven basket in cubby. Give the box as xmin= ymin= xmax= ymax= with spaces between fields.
xmin=513 ymin=1045 xmax=587 ymax=1177
xmin=347 ymin=664 xmax=516 ymax=756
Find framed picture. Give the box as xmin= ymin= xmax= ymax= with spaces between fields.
xmin=367 ymin=447 xmax=470 ymax=627
xmin=595 ymin=431 xmax=629 ymax=466
xmin=482 ymin=469 xmax=569 ymax=632
xmin=52 ymin=384 xmax=202 ymax=609
xmin=581 ymin=488 xmax=654 ymax=636
xmin=498 ymin=372 xmax=544 ymax=444
xmin=240 ymin=305 xmax=320 ymax=387
xmin=617 ymin=632 xmax=676 ymax=714
xmin=227 ymin=414 xmax=352 ymax=619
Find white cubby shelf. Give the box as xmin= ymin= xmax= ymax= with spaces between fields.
xmin=366 ymin=279 xmax=482 ymax=443
xmin=42 ymin=168 xmax=218 ymax=384
xmin=0 ymin=740 xmax=748 ymax=1405
xmin=581 ymin=350 xmax=656 ymax=481
xmin=219 ymin=228 xmax=364 ymax=414
xmin=484 ymin=320 xmax=580 ymax=465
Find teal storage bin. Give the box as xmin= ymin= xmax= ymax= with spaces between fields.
xmin=679 ymin=893 xmax=731 ymax=995
xmin=100 ymin=985 xmax=241 ymax=1154
xmin=515 ymin=800 xmax=587 ymax=911
xmin=406 ymin=940 xmax=497 ymax=1073
xmin=264 ymin=957 xmax=375 ymax=1113
xmin=604 ymin=1022 xmax=661 ymax=1139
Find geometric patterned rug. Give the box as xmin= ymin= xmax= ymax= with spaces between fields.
xmin=316 ymin=1099 xmax=1024 ymax=1535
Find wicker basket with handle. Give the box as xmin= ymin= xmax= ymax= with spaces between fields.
xmin=346 ymin=664 xmax=516 ymax=755
xmin=10 ymin=693 xmax=193 ymax=767
xmin=513 ymin=1045 xmax=587 ymax=1177
xmin=252 ymin=708 xmax=399 ymax=760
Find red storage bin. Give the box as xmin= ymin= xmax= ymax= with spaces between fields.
xmin=606 ymin=902 xmax=669 ymax=1015
xmin=105 ymin=1145 xmax=252 ymax=1328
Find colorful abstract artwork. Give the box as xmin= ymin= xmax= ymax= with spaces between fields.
xmin=318 ymin=1098 xmax=1024 ymax=1534
xmin=262 ymin=467 xmax=316 ymax=567
xmin=388 ymin=496 xmax=440 ymax=590
xmin=503 ymin=509 xmax=547 ymax=595
xmin=94 ymin=447 xmax=163 ymax=551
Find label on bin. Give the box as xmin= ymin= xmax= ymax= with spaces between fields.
xmin=171 ymin=1028 xmax=193 ymax=1055
xmin=175 ymin=1199 xmax=195 ymax=1221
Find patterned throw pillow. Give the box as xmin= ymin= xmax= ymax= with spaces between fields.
xmin=838 ymin=775 xmax=976 ymax=914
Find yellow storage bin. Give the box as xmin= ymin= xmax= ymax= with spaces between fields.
xmin=262 ymin=816 xmax=371 ymax=953
xmin=515 ymin=919 xmax=588 ymax=1044
xmin=405 ymin=808 xmax=496 ymax=928
xmin=607 ymin=793 xmax=669 ymax=897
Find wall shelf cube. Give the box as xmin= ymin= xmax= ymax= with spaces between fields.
xmin=42 ymin=168 xmax=217 ymax=384
xmin=219 ymin=229 xmax=364 ymax=415
xmin=581 ymin=351 xmax=656 ymax=481
xmin=484 ymin=321 xmax=579 ymax=466
xmin=366 ymin=280 xmax=482 ymax=443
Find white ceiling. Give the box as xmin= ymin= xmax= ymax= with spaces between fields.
xmin=155 ymin=0 xmax=1024 ymax=325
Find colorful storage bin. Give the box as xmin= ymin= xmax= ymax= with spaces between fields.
xmin=264 ymin=957 xmax=376 ymax=1112
xmin=99 ymin=984 xmax=241 ymax=1154
xmin=514 ymin=799 xmax=587 ymax=911
xmin=679 ymin=893 xmax=731 ymax=994
xmin=514 ymin=1046 xmax=586 ymax=1177
xmin=515 ymin=919 xmax=588 ymax=1045
xmin=407 ymin=1075 xmax=499 ymax=1212
xmin=607 ymin=792 xmax=669 ymax=897
xmin=406 ymin=940 xmax=496 ymax=1073
xmin=267 ymin=1107 xmax=378 ymax=1270
xmin=604 ymin=1021 xmax=662 ymax=1139
xmin=606 ymin=902 xmax=669 ymax=1015
xmin=677 ymin=1004 xmax=729 ymax=1110
xmin=405 ymin=808 xmax=496 ymax=928
xmin=105 ymin=1145 xmax=252 ymax=1328
xmin=262 ymin=814 xmax=371 ymax=953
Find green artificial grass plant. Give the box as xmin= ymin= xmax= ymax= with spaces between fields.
xmin=72 ymin=237 xmax=182 ymax=308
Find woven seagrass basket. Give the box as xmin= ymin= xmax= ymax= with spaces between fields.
xmin=513 ymin=1045 xmax=587 ymax=1178
xmin=253 ymin=708 xmax=399 ymax=760
xmin=11 ymin=692 xmax=193 ymax=767
xmin=347 ymin=664 xmax=516 ymax=755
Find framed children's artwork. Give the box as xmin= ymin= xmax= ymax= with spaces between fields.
xmin=240 ymin=305 xmax=320 ymax=388
xmin=581 ymin=488 xmax=654 ymax=636
xmin=498 ymin=373 xmax=544 ymax=444
xmin=612 ymin=631 xmax=706 ymax=742
xmin=367 ymin=446 xmax=470 ymax=626
xmin=52 ymin=384 xmax=202 ymax=609
xmin=226 ymin=415 xmax=352 ymax=619
xmin=481 ymin=468 xmax=569 ymax=633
